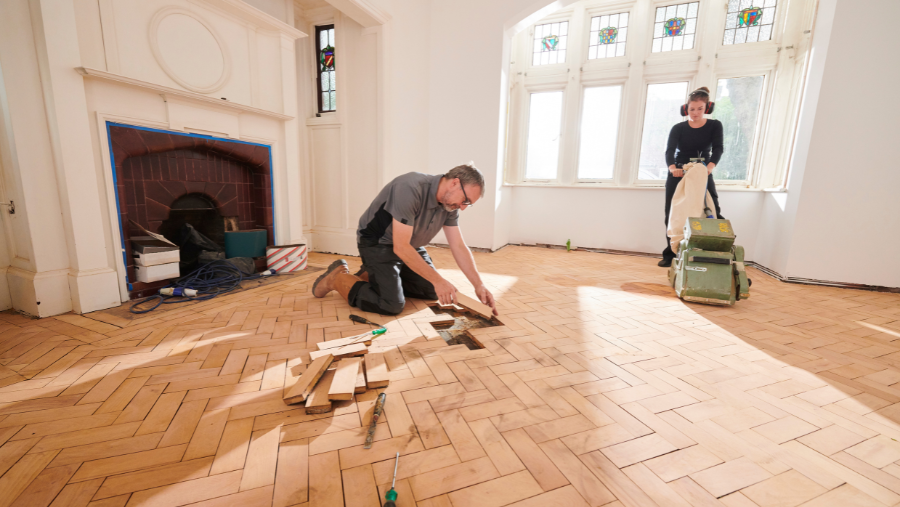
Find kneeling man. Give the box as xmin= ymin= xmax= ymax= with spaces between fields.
xmin=312 ymin=164 xmax=498 ymax=316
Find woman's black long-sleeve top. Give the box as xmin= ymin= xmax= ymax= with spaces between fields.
xmin=665 ymin=120 xmax=724 ymax=168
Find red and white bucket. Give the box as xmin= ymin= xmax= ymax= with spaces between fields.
xmin=266 ymin=244 xmax=308 ymax=273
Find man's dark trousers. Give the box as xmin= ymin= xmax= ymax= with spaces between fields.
xmin=348 ymin=244 xmax=438 ymax=315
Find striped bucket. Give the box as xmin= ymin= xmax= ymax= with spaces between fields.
xmin=266 ymin=244 xmax=308 ymax=273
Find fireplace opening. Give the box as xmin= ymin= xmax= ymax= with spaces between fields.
xmin=159 ymin=193 xmax=234 ymax=272
xmin=108 ymin=124 xmax=274 ymax=300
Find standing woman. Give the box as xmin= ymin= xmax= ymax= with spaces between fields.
xmin=658 ymin=87 xmax=725 ymax=267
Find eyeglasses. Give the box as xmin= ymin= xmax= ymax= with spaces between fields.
xmin=459 ymin=179 xmax=473 ymax=207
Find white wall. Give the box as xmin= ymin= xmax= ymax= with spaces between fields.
xmin=295 ymin=0 xmax=894 ymax=288
xmin=762 ymin=0 xmax=900 ymax=287
xmin=510 ymin=187 xmax=765 ymax=256
xmin=296 ymin=5 xmax=380 ymax=254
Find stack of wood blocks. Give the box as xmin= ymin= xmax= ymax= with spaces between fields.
xmin=282 ymin=293 xmax=497 ymax=415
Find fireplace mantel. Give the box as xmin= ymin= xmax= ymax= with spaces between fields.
xmin=76 ymin=67 xmax=295 ymax=121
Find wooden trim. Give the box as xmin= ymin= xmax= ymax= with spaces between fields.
xmin=76 ymin=67 xmax=294 ymax=121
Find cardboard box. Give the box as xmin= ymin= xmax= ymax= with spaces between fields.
xmin=135 ymin=262 xmax=180 ymax=283
xmin=134 ymin=249 xmax=180 ymax=267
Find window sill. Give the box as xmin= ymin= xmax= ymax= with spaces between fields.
xmin=503 ymin=182 xmax=777 ymax=192
xmin=306 ymin=114 xmax=340 ymax=126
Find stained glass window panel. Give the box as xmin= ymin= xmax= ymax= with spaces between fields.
xmin=724 ymin=0 xmax=777 ymax=45
xmin=316 ymin=25 xmax=335 ymax=113
xmin=651 ymin=2 xmax=699 ymax=53
xmin=525 ymin=91 xmax=564 ymax=179
xmin=588 ymin=12 xmax=629 ymax=60
xmin=711 ymin=76 xmax=766 ymax=181
xmin=532 ymin=21 xmax=568 ymax=66
xmin=578 ymin=86 xmax=622 ymax=179
xmin=638 ymin=82 xmax=688 ymax=180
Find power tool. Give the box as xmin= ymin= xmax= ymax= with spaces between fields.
xmin=668 ymin=217 xmax=750 ymax=305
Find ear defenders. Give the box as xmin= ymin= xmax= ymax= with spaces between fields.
xmin=680 ymin=88 xmax=715 ymax=116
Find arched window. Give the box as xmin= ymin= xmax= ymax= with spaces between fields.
xmin=505 ymin=0 xmax=816 ymax=189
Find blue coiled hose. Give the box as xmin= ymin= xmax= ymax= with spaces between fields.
xmin=130 ymin=260 xmax=277 ymax=314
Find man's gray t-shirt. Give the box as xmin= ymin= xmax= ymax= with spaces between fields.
xmin=357 ymin=173 xmax=459 ymax=248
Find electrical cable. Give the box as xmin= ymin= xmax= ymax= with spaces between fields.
xmin=130 ymin=259 xmax=277 ymax=314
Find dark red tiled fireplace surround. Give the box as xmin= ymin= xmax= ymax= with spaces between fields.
xmin=108 ymin=124 xmax=274 ymax=299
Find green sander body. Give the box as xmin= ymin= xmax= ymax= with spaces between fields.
xmin=668 ymin=218 xmax=750 ymax=306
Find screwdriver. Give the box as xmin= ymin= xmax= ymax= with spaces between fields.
xmin=383 ymin=452 xmax=400 ymax=507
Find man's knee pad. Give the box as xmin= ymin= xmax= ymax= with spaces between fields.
xmin=382 ymin=299 xmax=405 ymax=316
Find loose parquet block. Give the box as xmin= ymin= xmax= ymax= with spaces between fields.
xmin=454 ymin=293 xmax=496 ymax=320
xmin=364 ymin=352 xmax=390 ymax=388
xmin=305 ymin=369 xmax=335 ymax=414
xmin=284 ymin=355 xmax=333 ymax=404
xmin=329 ymin=358 xmax=361 ymax=401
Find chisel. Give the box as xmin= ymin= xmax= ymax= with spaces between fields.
xmin=364 ymin=392 xmax=386 ymax=449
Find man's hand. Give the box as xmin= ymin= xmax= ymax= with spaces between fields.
xmin=433 ymin=278 xmax=458 ymax=306
xmin=707 ymin=163 xmax=716 ymax=175
xmin=669 ymin=165 xmax=683 ymax=177
xmin=475 ymin=285 xmax=499 ymax=316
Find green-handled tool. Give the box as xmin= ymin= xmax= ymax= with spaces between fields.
xmin=383 ymin=452 xmax=400 ymax=507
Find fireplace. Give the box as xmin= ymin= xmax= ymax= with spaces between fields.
xmin=108 ymin=124 xmax=274 ymax=299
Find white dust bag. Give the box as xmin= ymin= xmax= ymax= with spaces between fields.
xmin=667 ymin=162 xmax=717 ymax=254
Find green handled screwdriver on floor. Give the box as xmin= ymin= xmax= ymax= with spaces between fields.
xmin=383 ymin=452 xmax=399 ymax=506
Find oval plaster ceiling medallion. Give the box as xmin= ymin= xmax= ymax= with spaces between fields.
xmin=149 ymin=8 xmax=231 ymax=94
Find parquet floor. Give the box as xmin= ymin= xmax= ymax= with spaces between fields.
xmin=1 ymin=246 xmax=899 ymax=507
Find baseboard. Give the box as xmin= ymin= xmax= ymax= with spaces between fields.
xmin=433 ymin=241 xmax=900 ymax=294
xmin=745 ymin=262 xmax=900 ymax=293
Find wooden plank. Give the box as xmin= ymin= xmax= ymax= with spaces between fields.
xmin=342 ymin=464 xmax=381 ymax=507
xmin=309 ymin=343 xmax=367 ymax=361
xmin=273 ymin=439 xmax=309 ymax=507
xmin=123 ymin=469 xmax=242 ymax=507
xmin=364 ymin=353 xmax=390 ymax=388
xmin=0 ymin=450 xmax=59 ymax=507
xmin=69 ymin=444 xmax=187 ymax=483
xmin=455 ymin=293 xmax=495 ymax=320
xmin=329 ymin=358 xmax=361 ymax=401
xmin=93 ymin=457 xmax=213 ymax=500
xmin=309 ymin=451 xmax=343 ymax=507
xmin=355 ymin=363 xmax=367 ymax=393
xmin=239 ymin=426 xmax=280 ymax=491
xmin=284 ymin=355 xmax=333 ymax=405
xmin=183 ymin=409 xmax=230 ymax=461
xmin=306 ymin=369 xmax=336 ymax=414
xmin=316 ymin=335 xmax=373 ymax=350
xmin=209 ymin=418 xmax=253 ymax=475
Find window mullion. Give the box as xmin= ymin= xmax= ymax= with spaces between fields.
xmin=559 ymin=5 xmax=586 ymax=185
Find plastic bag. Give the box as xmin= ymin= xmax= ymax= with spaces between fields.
xmin=667 ymin=162 xmax=717 ymax=253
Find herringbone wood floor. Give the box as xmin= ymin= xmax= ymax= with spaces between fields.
xmin=1 ymin=246 xmax=899 ymax=507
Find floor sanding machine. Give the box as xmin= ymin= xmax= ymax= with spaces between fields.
xmin=668 ymin=217 xmax=750 ymax=305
